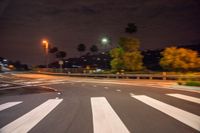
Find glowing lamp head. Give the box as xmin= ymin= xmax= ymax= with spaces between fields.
xmin=42 ymin=40 xmax=48 ymax=44
xmin=101 ymin=38 xmax=108 ymax=44
xmin=42 ymin=39 xmax=49 ymax=49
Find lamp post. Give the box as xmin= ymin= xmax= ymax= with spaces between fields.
xmin=101 ymin=37 xmax=110 ymax=69
xmin=101 ymin=37 xmax=109 ymax=53
xmin=42 ymin=39 xmax=49 ymax=69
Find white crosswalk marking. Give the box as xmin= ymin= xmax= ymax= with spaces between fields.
xmin=0 ymin=98 xmax=63 ymax=133
xmin=91 ymin=97 xmax=130 ymax=133
xmin=166 ymin=94 xmax=200 ymax=104
xmin=0 ymin=102 xmax=22 ymax=111
xmin=131 ymin=94 xmax=200 ymax=131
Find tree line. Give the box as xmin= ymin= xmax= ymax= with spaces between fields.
xmin=109 ymin=23 xmax=200 ymax=72
xmin=48 ymin=23 xmax=200 ymax=72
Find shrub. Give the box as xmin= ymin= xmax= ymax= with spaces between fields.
xmin=185 ymin=81 xmax=200 ymax=87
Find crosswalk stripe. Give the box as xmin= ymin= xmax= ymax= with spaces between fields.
xmin=0 ymin=102 xmax=22 ymax=111
xmin=131 ymin=94 xmax=200 ymax=131
xmin=91 ymin=97 xmax=130 ymax=133
xmin=0 ymin=98 xmax=63 ymax=133
xmin=166 ymin=94 xmax=200 ymax=104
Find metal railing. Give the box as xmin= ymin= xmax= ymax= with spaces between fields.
xmin=35 ymin=71 xmax=200 ymax=81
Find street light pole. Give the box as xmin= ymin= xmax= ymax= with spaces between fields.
xmin=101 ymin=37 xmax=110 ymax=69
xmin=101 ymin=37 xmax=109 ymax=53
xmin=42 ymin=40 xmax=49 ymax=69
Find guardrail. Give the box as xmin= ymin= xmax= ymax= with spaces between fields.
xmin=36 ymin=71 xmax=200 ymax=80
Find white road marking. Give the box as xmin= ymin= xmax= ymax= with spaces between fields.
xmin=34 ymin=79 xmax=46 ymax=81
xmin=104 ymin=86 xmax=109 ymax=89
xmin=0 ymin=102 xmax=22 ymax=112
xmin=0 ymin=81 xmax=71 ymax=90
xmin=0 ymin=98 xmax=63 ymax=133
xmin=40 ymin=86 xmax=58 ymax=91
xmin=81 ymin=84 xmax=85 ymax=86
xmin=129 ymin=93 xmax=135 ymax=97
xmin=52 ymin=79 xmax=66 ymax=82
xmin=73 ymin=80 xmax=200 ymax=93
xmin=116 ymin=89 xmax=121 ymax=92
xmin=166 ymin=94 xmax=200 ymax=104
xmin=93 ymin=85 xmax=97 ymax=87
xmin=0 ymin=84 xmax=11 ymax=87
xmin=13 ymin=80 xmax=26 ymax=83
xmin=131 ymin=95 xmax=200 ymax=131
xmin=23 ymin=81 xmax=42 ymax=84
xmin=91 ymin=97 xmax=130 ymax=133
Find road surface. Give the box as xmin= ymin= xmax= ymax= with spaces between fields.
xmin=0 ymin=73 xmax=199 ymax=133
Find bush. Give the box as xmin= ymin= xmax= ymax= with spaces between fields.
xmin=185 ymin=81 xmax=200 ymax=87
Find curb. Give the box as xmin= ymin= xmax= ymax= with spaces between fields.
xmin=170 ymin=85 xmax=200 ymax=93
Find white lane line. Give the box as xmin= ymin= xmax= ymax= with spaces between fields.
xmin=23 ymin=81 xmax=42 ymax=84
xmin=34 ymin=79 xmax=46 ymax=81
xmin=52 ymin=79 xmax=66 ymax=82
xmin=0 ymin=98 xmax=63 ymax=133
xmin=91 ymin=97 xmax=130 ymax=133
xmin=131 ymin=95 xmax=200 ymax=131
xmin=0 ymin=84 xmax=11 ymax=87
xmin=0 ymin=102 xmax=22 ymax=112
xmin=0 ymin=81 xmax=71 ymax=90
xmin=13 ymin=80 xmax=26 ymax=83
xmin=166 ymin=94 xmax=200 ymax=104
xmin=81 ymin=84 xmax=85 ymax=86
xmin=104 ymin=86 xmax=109 ymax=89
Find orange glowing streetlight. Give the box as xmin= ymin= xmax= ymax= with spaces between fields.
xmin=42 ymin=39 xmax=49 ymax=54
xmin=42 ymin=39 xmax=49 ymax=69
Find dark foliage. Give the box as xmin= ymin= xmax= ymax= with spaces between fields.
xmin=125 ymin=23 xmax=137 ymax=34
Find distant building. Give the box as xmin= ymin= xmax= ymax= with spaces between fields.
xmin=0 ymin=61 xmax=10 ymax=72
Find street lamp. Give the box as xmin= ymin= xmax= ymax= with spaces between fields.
xmin=42 ymin=39 xmax=49 ymax=69
xmin=101 ymin=37 xmax=108 ymax=45
xmin=101 ymin=37 xmax=112 ymax=54
xmin=100 ymin=37 xmax=110 ymax=69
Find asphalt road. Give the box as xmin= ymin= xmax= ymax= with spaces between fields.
xmin=0 ymin=73 xmax=199 ymax=133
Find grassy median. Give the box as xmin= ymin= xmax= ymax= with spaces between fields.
xmin=178 ymin=80 xmax=200 ymax=87
xmin=185 ymin=81 xmax=200 ymax=87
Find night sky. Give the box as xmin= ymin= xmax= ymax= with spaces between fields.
xmin=0 ymin=0 xmax=200 ymax=65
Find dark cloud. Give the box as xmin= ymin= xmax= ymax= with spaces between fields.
xmin=69 ymin=6 xmax=98 ymax=15
xmin=41 ymin=7 xmax=66 ymax=15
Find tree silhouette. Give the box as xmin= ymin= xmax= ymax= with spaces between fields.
xmin=90 ymin=45 xmax=98 ymax=54
xmin=56 ymin=51 xmax=66 ymax=59
xmin=49 ymin=47 xmax=58 ymax=53
xmin=77 ymin=43 xmax=86 ymax=56
xmin=125 ymin=23 xmax=137 ymax=34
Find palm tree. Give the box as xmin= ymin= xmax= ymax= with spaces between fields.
xmin=125 ymin=23 xmax=137 ymax=34
xmin=77 ymin=43 xmax=86 ymax=56
xmin=90 ymin=45 xmax=98 ymax=54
